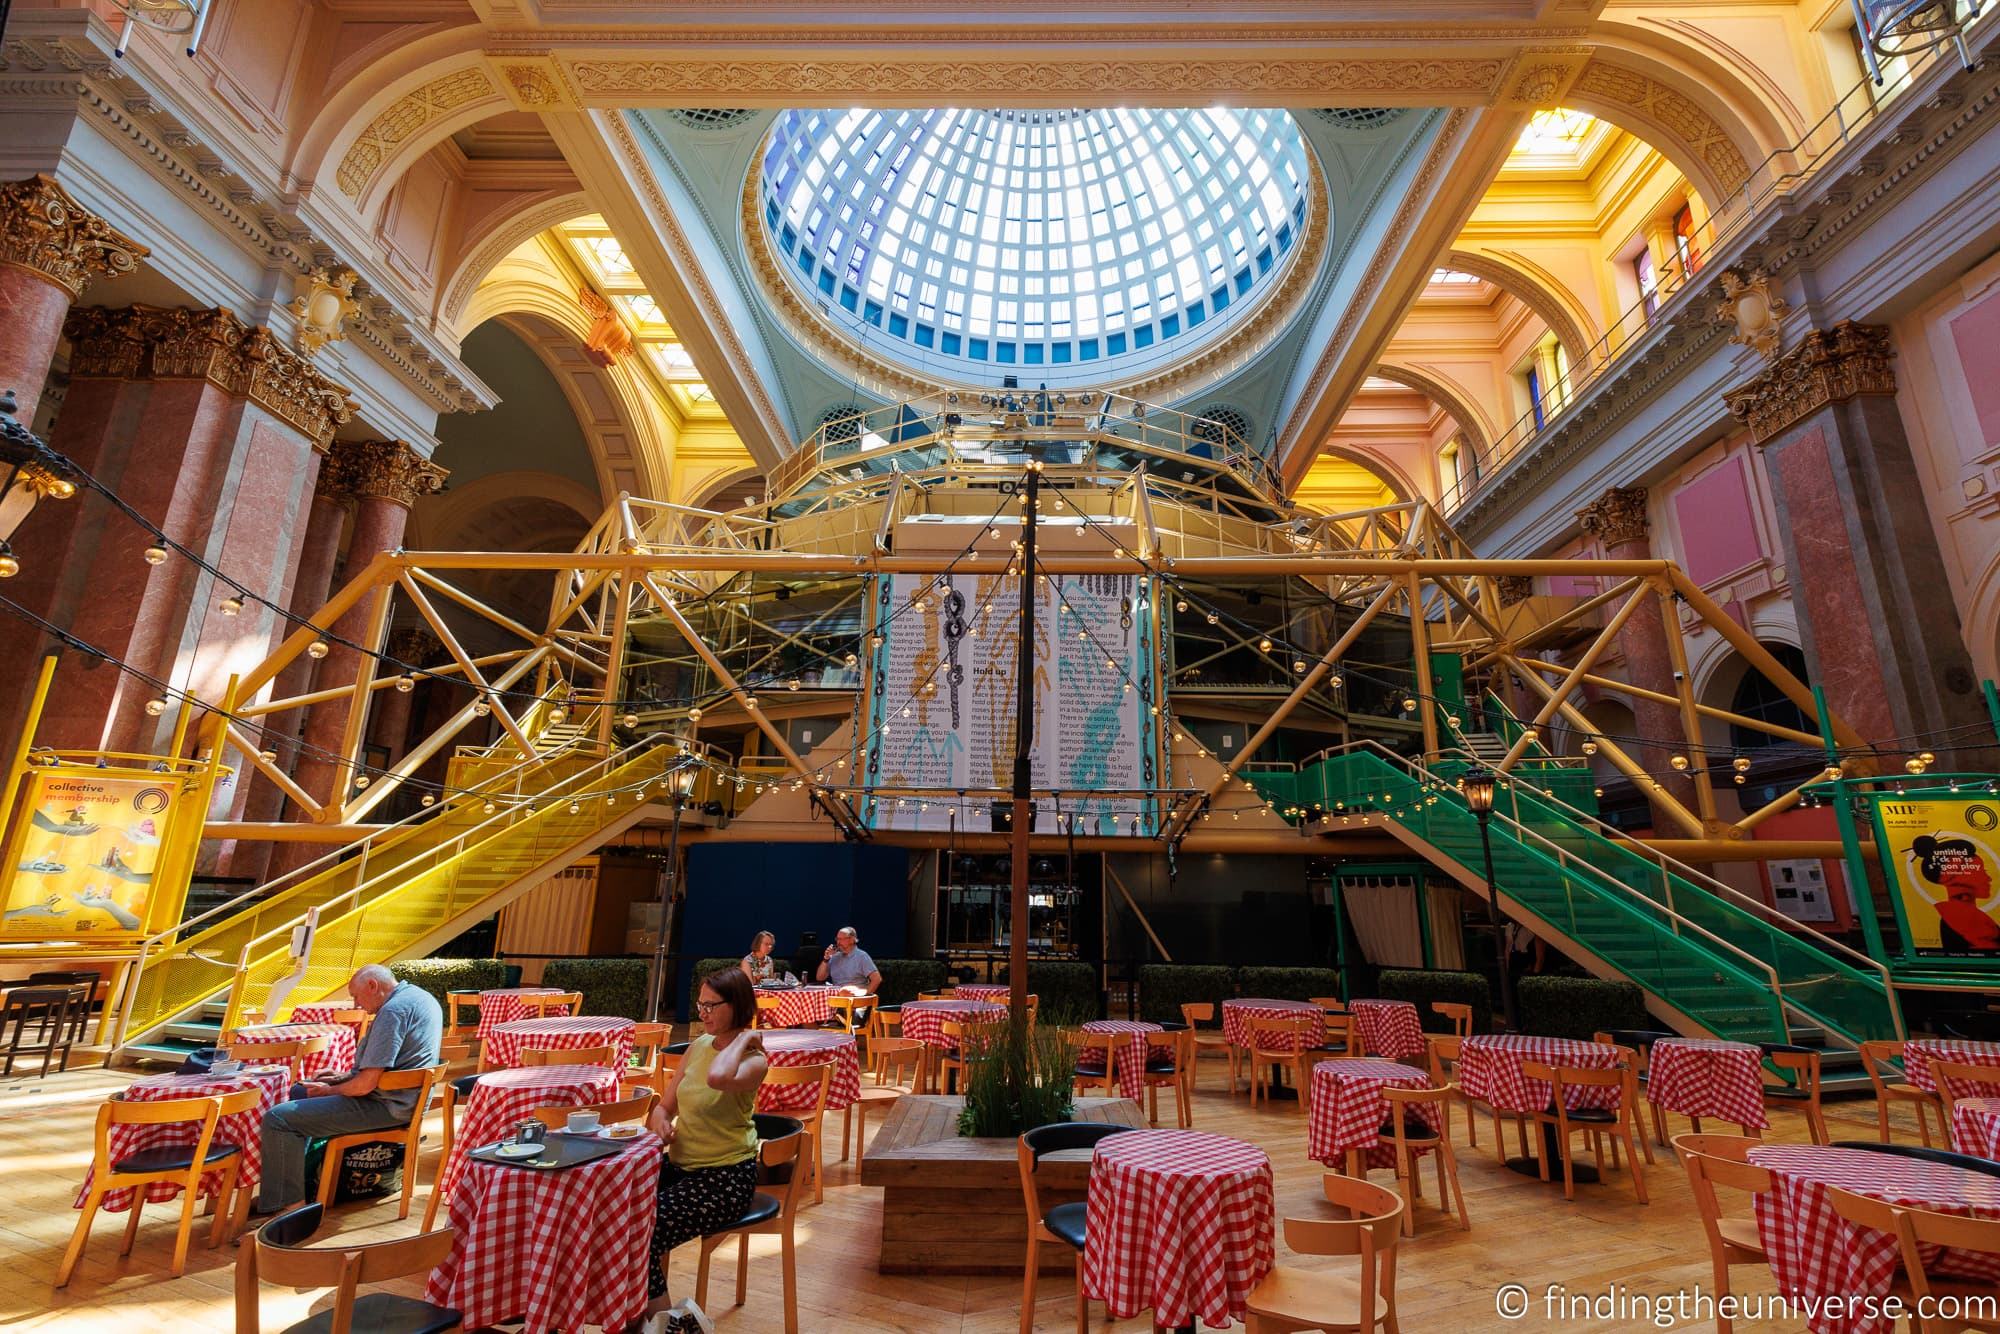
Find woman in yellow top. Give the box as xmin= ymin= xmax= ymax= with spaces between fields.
xmin=644 ymin=965 xmax=769 ymax=1326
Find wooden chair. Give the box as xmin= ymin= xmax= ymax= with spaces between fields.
xmin=1319 ymin=1010 xmax=1359 ymax=1059
xmin=1017 ymin=1121 xmax=1135 ymax=1334
xmin=827 ymin=992 xmax=873 ymax=1037
xmin=1890 ymin=1202 xmax=2000 ymax=1334
xmin=623 ymin=1022 xmax=672 ymax=1089
xmin=1674 ymin=1133 xmax=1771 ymax=1334
xmin=1860 ymin=1040 xmax=1944 ymax=1146
xmin=1246 ymin=1014 xmax=1320 ymax=1110
xmin=518 ymin=1043 xmax=618 ymax=1068
xmin=1521 ymin=1062 xmax=1648 ymax=1203
xmin=444 ymin=990 xmax=483 ymax=1040
xmin=938 ymin=1019 xmax=1004 ymax=1096
xmin=1310 ymin=996 xmax=1348 ymax=1012
xmin=1762 ymin=1044 xmax=1829 ymax=1146
xmin=518 ymin=990 xmax=581 ymax=1019
xmin=865 ymin=1007 xmax=905 ymax=1077
xmin=236 ymin=1201 xmax=462 ymax=1334
xmin=1378 ymin=1086 xmax=1470 ymax=1234
xmin=1181 ymin=1002 xmax=1235 ymax=1091
xmin=26 ymin=971 xmax=100 ymax=1045
xmin=762 ymin=1061 xmax=834 ymax=1205
xmin=1823 ymin=1188 xmax=1922 ymax=1312
xmin=315 ymin=1065 xmax=444 ymax=1220
xmin=1931 ymin=1058 xmax=2000 ymax=1123
xmin=224 ymin=1038 xmax=309 ymax=1086
xmin=311 ymin=1007 xmax=373 ymax=1041
xmin=530 ymin=1088 xmax=656 ymax=1130
xmin=868 ymin=1036 xmax=924 ymax=1088
xmin=1426 ymin=1034 xmax=1495 ymax=1154
xmin=845 ymin=1038 xmax=922 ymax=1164
xmin=1142 ymin=1025 xmax=1194 ymax=1128
xmin=1068 ymin=1029 xmax=1119 ymax=1098
xmin=1432 ymin=1002 xmax=1473 ymax=1039
xmin=1243 ymin=1173 xmax=1403 ymax=1334
xmin=755 ymin=994 xmax=787 ymax=1029
xmin=693 ymin=1114 xmax=809 ymax=1334
xmin=917 ymin=989 xmax=952 ymax=1001
xmin=1606 ymin=1044 xmax=1657 ymax=1166
xmin=421 ymin=1071 xmax=485 ymax=1232
xmin=59 ymin=1087 xmax=261 ymax=1285
xmin=1 ymin=984 xmax=82 ymax=1075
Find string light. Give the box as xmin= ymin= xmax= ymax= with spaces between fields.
xmin=308 ymin=639 xmax=330 ymax=660
xmin=143 ymin=543 xmax=168 ymax=566
xmin=219 ymin=592 xmax=244 ymax=616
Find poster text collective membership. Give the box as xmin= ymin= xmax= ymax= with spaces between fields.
xmin=861 ymin=572 xmax=1159 ymax=834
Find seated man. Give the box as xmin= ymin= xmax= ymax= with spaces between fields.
xmin=255 ymin=962 xmax=442 ymax=1214
xmin=815 ymin=926 xmax=882 ymax=994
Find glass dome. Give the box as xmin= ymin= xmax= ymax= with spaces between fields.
xmin=755 ymin=108 xmax=1316 ymax=385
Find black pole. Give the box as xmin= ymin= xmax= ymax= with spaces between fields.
xmin=647 ymin=793 xmax=685 ymax=1024
xmin=1476 ymin=808 xmax=1518 ymax=1030
xmin=1008 ymin=465 xmax=1038 ymax=1033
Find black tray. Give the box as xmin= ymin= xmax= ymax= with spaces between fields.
xmin=468 ymin=1133 xmax=636 ymax=1171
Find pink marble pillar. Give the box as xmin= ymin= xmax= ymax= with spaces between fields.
xmin=0 ymin=175 xmax=146 ymax=422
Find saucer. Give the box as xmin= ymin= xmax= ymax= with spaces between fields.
xmin=599 ymin=1124 xmax=642 ymax=1141
xmin=492 ymin=1142 xmax=544 ymax=1159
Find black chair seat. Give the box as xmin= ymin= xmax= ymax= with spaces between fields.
xmin=1144 ymin=1062 xmax=1178 ymax=1076
xmin=450 ymin=1072 xmax=481 ymax=1097
xmin=1378 ymin=1119 xmax=1440 ymax=1142
xmin=732 ymin=1192 xmax=782 ymax=1228
xmin=1831 ymin=1141 xmax=2000 ymax=1179
xmin=1042 ymin=1201 xmax=1089 ymax=1250
xmin=1549 ymin=1105 xmax=1617 ymax=1125
xmin=114 ymin=1141 xmax=242 ymax=1175
xmin=1074 ymin=1063 xmax=1107 ymax=1077
xmin=284 ymin=1294 xmax=462 ymax=1334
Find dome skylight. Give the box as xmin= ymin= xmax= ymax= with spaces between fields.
xmin=756 ymin=107 xmax=1316 ymax=384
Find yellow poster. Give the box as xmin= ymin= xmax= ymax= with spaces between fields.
xmin=1875 ymin=796 xmax=2000 ymax=955
xmin=2 ymin=773 xmax=175 ymax=939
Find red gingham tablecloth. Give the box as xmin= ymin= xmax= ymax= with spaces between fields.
xmin=1904 ymin=1037 xmax=2000 ymax=1098
xmin=1083 ymin=1020 xmax=1170 ymax=1101
xmin=953 ymin=984 xmax=1013 ymax=1002
xmin=1951 ymin=1097 xmax=2000 ymax=1160
xmin=284 ymin=1003 xmax=365 ymax=1037
xmin=1307 ymin=1059 xmax=1438 ymax=1170
xmin=439 ymin=1064 xmax=621 ymax=1201
xmin=1458 ymin=1034 xmax=1621 ymax=1114
xmin=757 ymin=985 xmax=835 ymax=1029
xmin=758 ymin=1029 xmax=862 ymax=1113
xmin=475 ymin=989 xmax=570 ymax=1045
xmin=485 ymin=1017 xmax=635 ymax=1071
xmin=899 ymin=999 xmax=1006 ymax=1049
xmin=1222 ymin=999 xmax=1323 ymax=1052
xmin=425 ymin=1130 xmax=663 ymax=1334
xmin=231 ymin=1022 xmax=357 ymax=1081
xmin=1646 ymin=1037 xmax=1769 ymax=1130
xmin=75 ymin=1068 xmax=291 ymax=1211
xmin=1348 ymin=1000 xmax=1426 ymax=1062
xmin=1749 ymin=1143 xmax=2000 ymax=1334
xmin=1083 ymin=1129 xmax=1275 ymax=1327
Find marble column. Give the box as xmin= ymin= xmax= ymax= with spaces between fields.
xmin=0 ymin=175 xmax=147 ymax=423
xmin=0 ymin=306 xmax=349 ymax=759
xmin=1726 ymin=322 xmax=1987 ymax=764
xmin=370 ymin=625 xmax=443 ymax=767
xmin=1575 ymin=485 xmax=1700 ymax=828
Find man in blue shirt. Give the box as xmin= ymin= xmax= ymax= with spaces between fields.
xmin=815 ymin=926 xmax=881 ymax=993
xmin=255 ymin=963 xmax=442 ymax=1213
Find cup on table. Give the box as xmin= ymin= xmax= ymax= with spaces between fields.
xmin=565 ymin=1109 xmax=602 ymax=1135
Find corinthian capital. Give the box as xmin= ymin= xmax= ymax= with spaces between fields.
xmin=1723 ymin=321 xmax=1896 ymax=445
xmin=0 ymin=175 xmax=148 ymax=300
xmin=334 ymin=439 xmax=448 ymax=509
xmin=1576 ymin=485 xmax=1651 ymax=549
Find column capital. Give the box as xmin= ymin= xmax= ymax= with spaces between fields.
xmin=0 ymin=174 xmax=148 ymax=300
xmin=1493 ymin=575 xmax=1533 ymax=606
xmin=386 ymin=624 xmax=443 ymax=665
xmin=63 ymin=305 xmax=355 ymax=449
xmin=1723 ymin=320 xmax=1896 ymax=445
xmin=1576 ymin=484 xmax=1650 ymax=548
xmin=331 ymin=438 xmax=448 ymax=509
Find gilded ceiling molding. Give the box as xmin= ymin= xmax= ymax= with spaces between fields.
xmin=1712 ymin=267 xmax=1788 ymax=361
xmin=566 ymin=57 xmax=1506 ymax=102
xmin=64 ymin=305 xmax=356 ymax=449
xmin=1722 ymin=321 xmax=1895 ymax=446
xmin=578 ymin=285 xmax=633 ymax=367
xmin=440 ymin=192 xmax=594 ymax=331
xmin=334 ymin=66 xmax=499 ymax=200
xmin=1440 ymin=249 xmax=1592 ymax=366
xmin=1570 ymin=59 xmax=1752 ymax=195
xmin=495 ymin=22 xmax=1591 ymax=46
xmin=1496 ymin=48 xmax=1592 ymax=110
xmin=0 ymin=173 xmax=148 ymax=300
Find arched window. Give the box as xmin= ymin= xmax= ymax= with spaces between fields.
xmin=1728 ymin=644 xmax=1815 ymax=750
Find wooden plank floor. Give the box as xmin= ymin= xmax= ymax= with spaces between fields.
xmin=0 ymin=1052 xmax=1917 ymax=1332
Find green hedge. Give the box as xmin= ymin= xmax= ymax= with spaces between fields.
xmin=1375 ymin=968 xmax=1492 ymax=1034
xmin=388 ymin=958 xmax=507 ymax=1010
xmin=543 ymin=958 xmax=649 ymax=1022
xmin=1137 ymin=965 xmax=1234 ymax=1026
xmin=996 ymin=961 xmax=1099 ymax=1024
xmin=687 ymin=957 xmax=744 ymax=1019
xmin=1517 ymin=975 xmax=1649 ymax=1040
xmin=875 ymin=958 xmax=948 ymax=1006
xmin=1235 ymin=966 xmax=1342 ymax=1005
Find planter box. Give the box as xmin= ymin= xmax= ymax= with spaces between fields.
xmin=857 ymin=1094 xmax=1146 ymax=1274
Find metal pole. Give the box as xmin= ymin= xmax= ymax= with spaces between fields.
xmin=1476 ymin=809 xmax=1518 ymax=1030
xmin=1009 ymin=465 xmax=1038 ymax=1032
xmin=648 ymin=795 xmax=685 ymax=1024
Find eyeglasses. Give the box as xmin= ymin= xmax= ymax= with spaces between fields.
xmin=696 ymin=1000 xmax=724 ymax=1014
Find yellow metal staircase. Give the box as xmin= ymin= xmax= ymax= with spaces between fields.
xmin=115 ymin=735 xmax=691 ymax=1052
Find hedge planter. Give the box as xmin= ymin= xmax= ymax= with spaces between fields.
xmin=1137 ymin=964 xmax=1233 ymax=1026
xmin=1235 ymin=966 xmax=1341 ymax=1005
xmin=543 ymin=957 xmax=649 ymax=1022
xmin=1375 ymin=968 xmax=1493 ymax=1034
xmin=389 ymin=958 xmax=507 ymax=1010
xmin=995 ymin=961 xmax=1099 ymax=1023
xmin=1517 ymin=975 xmax=1650 ymax=1041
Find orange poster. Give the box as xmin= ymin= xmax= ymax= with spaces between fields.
xmin=1 ymin=773 xmax=175 ymax=939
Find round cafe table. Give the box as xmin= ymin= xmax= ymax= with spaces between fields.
xmin=1904 ymin=1037 xmax=2000 ymax=1096
xmin=758 ymin=1029 xmax=862 ymax=1113
xmin=1307 ymin=1058 xmax=1438 ymax=1172
xmin=756 ymin=984 xmax=835 ymax=1029
xmin=1347 ymin=999 xmax=1426 ymax=1062
xmin=1081 ymin=1020 xmax=1168 ymax=1102
xmin=1222 ymin=998 xmax=1323 ymax=1101
xmin=1749 ymin=1143 xmax=2000 ymax=1334
xmin=1645 ymin=1037 xmax=1769 ymax=1132
xmin=1082 ymin=1129 xmax=1275 ymax=1329
xmin=484 ymin=1016 xmax=635 ymax=1071
xmin=437 ymin=1063 xmax=621 ymax=1202
xmin=953 ymin=983 xmax=1013 ymax=1002
xmin=474 ymin=988 xmax=570 ymax=1044
xmin=284 ymin=1002 xmax=367 ymax=1038
xmin=426 ymin=1129 xmax=662 ymax=1333
xmin=231 ymin=1022 xmax=356 ymax=1081
xmin=1951 ymin=1097 xmax=2000 ymax=1160
xmin=898 ymin=999 xmax=1006 ymax=1049
xmin=74 ymin=1067 xmax=291 ymax=1212
xmin=1458 ymin=1034 xmax=1621 ymax=1182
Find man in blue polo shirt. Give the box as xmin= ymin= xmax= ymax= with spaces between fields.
xmin=815 ymin=926 xmax=881 ymax=994
xmin=255 ymin=963 xmax=441 ymax=1213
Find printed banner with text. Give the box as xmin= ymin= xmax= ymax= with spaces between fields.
xmin=1872 ymin=793 xmax=2000 ymax=956
xmin=2 ymin=772 xmax=176 ymax=939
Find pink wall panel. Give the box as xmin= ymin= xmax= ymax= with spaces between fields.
xmin=1672 ymin=456 xmax=1763 ymax=585
xmin=1950 ymin=290 xmax=2000 ymax=448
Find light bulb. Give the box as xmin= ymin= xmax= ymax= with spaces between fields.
xmin=421 ymin=793 xmax=436 ymax=806
xmin=622 ymin=712 xmax=638 ymax=727
xmin=1732 ymin=755 xmax=1751 ymax=773
xmin=144 ymin=698 xmax=168 ymax=716
xmin=1905 ymin=757 xmax=1927 ymax=774
xmin=1670 ymin=754 xmax=1689 ymax=771
xmin=1205 ymin=611 xmax=1219 ymax=625
xmin=1401 ymin=697 xmax=1416 ymax=712
xmin=743 ymin=696 xmax=758 ymax=709
xmin=1581 ymin=741 xmax=1598 ymax=756
xmin=1733 ymin=774 xmax=1746 ymax=785
xmin=569 ymin=801 xmax=581 ymax=814
xmin=1258 ymin=638 xmax=1272 ymax=652
xmin=788 ymin=679 xmax=801 ymax=691
xmin=473 ymin=698 xmax=490 ymax=717
xmin=845 ymin=653 xmax=858 ymax=667
xmin=258 ymin=749 xmax=275 ymax=763
xmin=395 ymin=675 xmax=414 ymax=693
xmin=354 ymin=774 xmax=370 ymax=788
xmin=902 ymin=705 xmax=913 ymax=718
xmin=1293 ymin=660 xmax=1307 ymax=674
xmin=1329 ymin=674 xmax=1342 ymax=688
xmin=483 ymin=800 xmax=496 ymax=814
xmin=1175 ymin=599 xmax=1188 ymax=613
xmin=220 ymin=593 xmax=244 ymax=616
xmin=688 ymin=706 xmax=703 ymax=722
xmin=143 ymin=543 xmax=168 ymax=566
xmin=308 ymin=639 xmax=329 ymax=660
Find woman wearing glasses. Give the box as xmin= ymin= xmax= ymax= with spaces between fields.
xmin=641 ymin=965 xmax=768 ymax=1331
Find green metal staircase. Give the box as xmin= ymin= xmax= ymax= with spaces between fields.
xmin=1272 ymin=744 xmax=1902 ymax=1050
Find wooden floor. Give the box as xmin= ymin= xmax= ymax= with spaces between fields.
xmin=0 ymin=1051 xmax=1915 ymax=1332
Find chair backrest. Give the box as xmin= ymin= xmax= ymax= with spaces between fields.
xmin=523 ymin=991 xmax=582 ymax=1017
xmin=1069 ymin=1028 xmax=1117 ymax=1066
xmin=1180 ymin=1002 xmax=1215 ymax=1026
xmin=1897 ymin=1202 xmax=2000 ymax=1308
xmin=241 ymin=1202 xmax=458 ymax=1334
xmin=519 ymin=1044 xmax=617 ymax=1067
xmin=1289 ymin=1172 xmax=1406 ymax=1326
xmin=4 ymin=985 xmax=76 ymax=1016
xmin=1383 ymin=1085 xmax=1451 ymax=1139
xmin=445 ymin=991 xmax=482 ymax=1032
xmin=1825 ymin=1183 xmax=1903 ymax=1236
xmin=226 ymin=1039 xmax=304 ymax=1077
xmin=870 ymin=1037 xmax=923 ymax=1084
xmin=918 ymin=990 xmax=950 ymax=1000
xmin=1857 ymin=1040 xmax=1909 ymax=1094
xmin=373 ymin=1065 xmax=444 ymax=1127
xmin=946 ymin=1019 xmax=1005 ymax=1056
xmin=1679 ymin=1142 xmax=1772 ymax=1256
xmin=1523 ymin=1061 xmax=1625 ymax=1113
xmin=1931 ymin=1059 xmax=2000 ymax=1108
xmin=762 ymin=1061 xmax=834 ymax=1119
xmin=1247 ymin=1014 xmax=1318 ymax=1050
xmin=1765 ymin=1046 xmax=1821 ymax=1089
xmin=1311 ymin=996 xmax=1347 ymax=1012
xmin=1017 ymin=1121 xmax=1133 ymax=1220
xmin=1426 ymin=1034 xmax=1462 ymax=1086
xmin=748 ymin=1116 xmax=809 ymax=1216
xmin=1830 ymin=1140 xmax=2000 ymax=1179
xmin=98 ymin=1090 xmax=250 ymax=1177
xmin=754 ymin=995 xmax=785 ymax=1026
xmin=1432 ymin=1002 xmax=1473 ymax=1038
xmin=868 ymin=1008 xmax=904 ymax=1041
xmin=532 ymin=1088 xmax=657 ymax=1130
xmin=1671 ymin=1132 xmax=1762 ymax=1163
